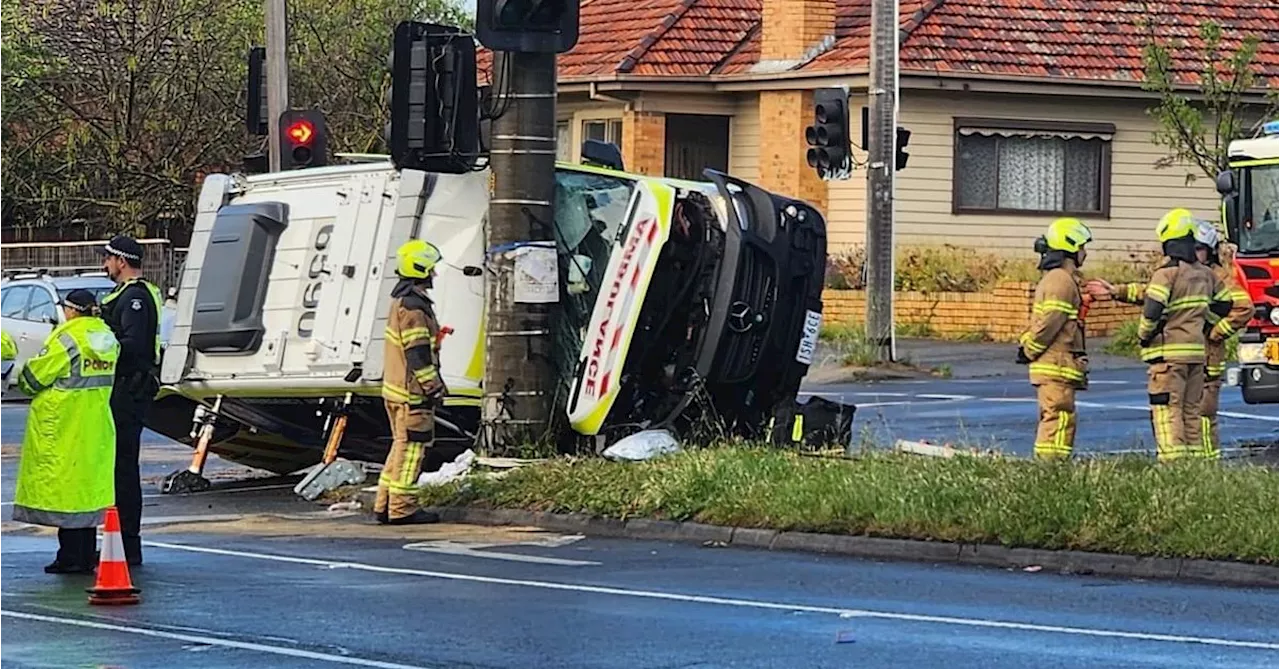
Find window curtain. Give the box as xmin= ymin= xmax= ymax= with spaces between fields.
xmin=997 ymin=137 xmax=1063 ymax=211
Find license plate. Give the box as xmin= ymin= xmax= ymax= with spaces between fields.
xmin=796 ymin=310 xmax=823 ymax=365
xmin=1233 ymin=342 xmax=1264 ymax=363
xmin=1259 ymin=340 xmax=1280 ymax=365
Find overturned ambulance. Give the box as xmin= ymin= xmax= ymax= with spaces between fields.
xmin=148 ymin=156 xmax=833 ymax=483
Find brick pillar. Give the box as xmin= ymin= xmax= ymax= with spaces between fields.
xmin=757 ymin=90 xmax=828 ymax=212
xmin=622 ymin=111 xmax=665 ymax=176
xmin=761 ymin=0 xmax=835 ymax=61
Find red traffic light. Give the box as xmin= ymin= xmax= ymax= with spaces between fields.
xmin=286 ymin=119 xmax=315 ymax=145
xmin=278 ymin=109 xmax=327 ymax=170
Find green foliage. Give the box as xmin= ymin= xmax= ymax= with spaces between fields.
xmin=1140 ymin=16 xmax=1277 ymax=184
xmin=824 ymin=245 xmax=1162 ymax=294
xmin=421 ymin=447 xmax=1280 ymax=563
xmin=2 ymin=0 xmax=468 ymax=236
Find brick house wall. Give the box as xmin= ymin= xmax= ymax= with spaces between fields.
xmin=822 ymin=283 xmax=1141 ymax=342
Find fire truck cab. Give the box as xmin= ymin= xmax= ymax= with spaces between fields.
xmin=1215 ymin=120 xmax=1279 ymax=404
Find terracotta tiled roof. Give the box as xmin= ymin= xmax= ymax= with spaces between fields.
xmin=626 ymin=0 xmax=761 ymax=76
xmin=477 ymin=0 xmax=1276 ymax=87
xmin=884 ymin=0 xmax=1279 ymax=84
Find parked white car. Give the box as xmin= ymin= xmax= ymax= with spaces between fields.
xmin=1 ymin=271 xmax=176 ymax=395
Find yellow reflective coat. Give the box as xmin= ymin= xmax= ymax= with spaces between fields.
xmin=13 ymin=316 xmax=120 ymax=528
xmin=1 ymin=330 xmax=16 ymax=361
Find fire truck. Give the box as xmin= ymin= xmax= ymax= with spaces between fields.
xmin=1215 ymin=120 xmax=1279 ymax=404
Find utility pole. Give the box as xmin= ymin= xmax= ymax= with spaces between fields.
xmin=484 ymin=50 xmax=559 ymax=445
xmin=265 ymin=0 xmax=289 ymax=172
xmin=865 ymin=0 xmax=898 ymax=362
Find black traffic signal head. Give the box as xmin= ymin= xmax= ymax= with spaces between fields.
xmin=246 ymin=46 xmax=268 ymax=137
xmin=477 ymin=0 xmax=580 ymax=53
xmin=386 ymin=21 xmax=480 ymax=174
xmin=804 ymin=88 xmax=851 ymax=179
xmin=279 ymin=109 xmax=327 ymax=170
xmin=895 ymin=126 xmax=912 ymax=171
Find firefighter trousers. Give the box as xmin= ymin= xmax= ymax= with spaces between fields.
xmin=1033 ymin=381 xmax=1076 ymax=460
xmin=375 ymin=400 xmax=435 ymax=520
xmin=1199 ymin=375 xmax=1223 ymax=460
xmin=1147 ymin=362 xmax=1205 ymax=462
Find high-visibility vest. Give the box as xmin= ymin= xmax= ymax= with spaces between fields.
xmin=102 ymin=277 xmax=164 ymax=365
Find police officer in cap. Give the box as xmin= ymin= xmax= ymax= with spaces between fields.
xmin=97 ymin=235 xmax=163 ymax=566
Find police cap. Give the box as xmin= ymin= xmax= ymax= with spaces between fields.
xmin=98 ymin=235 xmax=144 ymax=267
xmin=60 ymin=289 xmax=98 ymax=313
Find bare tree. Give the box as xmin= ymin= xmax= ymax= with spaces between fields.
xmin=1140 ymin=14 xmax=1278 ymax=185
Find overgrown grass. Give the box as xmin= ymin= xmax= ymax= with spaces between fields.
xmin=421 ymin=447 xmax=1279 ymax=563
xmin=819 ymin=323 xmax=880 ymax=366
xmin=826 ymin=245 xmax=1161 ymax=293
xmin=1104 ymin=319 xmax=1240 ymax=361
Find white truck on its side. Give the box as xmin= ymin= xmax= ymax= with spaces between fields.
xmin=149 ymin=156 xmax=831 ymax=477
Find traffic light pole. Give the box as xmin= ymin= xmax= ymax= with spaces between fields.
xmin=865 ymin=0 xmax=898 ymax=362
xmin=484 ymin=50 xmax=559 ymax=448
xmin=265 ymin=0 xmax=289 ymax=173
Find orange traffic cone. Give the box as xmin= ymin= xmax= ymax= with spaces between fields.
xmin=87 ymin=507 xmax=140 ymax=606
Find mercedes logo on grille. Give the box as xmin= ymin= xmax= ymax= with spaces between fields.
xmin=727 ymin=301 xmax=760 ymax=333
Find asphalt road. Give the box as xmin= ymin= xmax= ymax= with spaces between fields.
xmin=4 ymin=521 xmax=1278 ymax=669
xmin=802 ymin=367 xmax=1279 ymax=457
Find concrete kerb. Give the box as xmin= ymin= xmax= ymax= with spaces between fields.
xmin=412 ymin=505 xmax=1277 ymax=588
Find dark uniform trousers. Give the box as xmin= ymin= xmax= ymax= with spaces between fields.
xmin=112 ymin=385 xmax=148 ymax=561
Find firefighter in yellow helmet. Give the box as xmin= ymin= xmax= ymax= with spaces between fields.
xmin=1192 ymin=219 xmax=1252 ymax=458
xmin=374 ymin=239 xmax=446 ymax=525
xmin=1017 ymin=217 xmax=1093 ymax=460
xmin=1090 ymin=208 xmax=1232 ymax=461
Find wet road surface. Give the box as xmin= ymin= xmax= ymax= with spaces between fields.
xmin=803 ymin=368 xmax=1278 ymax=457
xmin=3 ymin=523 xmax=1277 ymax=669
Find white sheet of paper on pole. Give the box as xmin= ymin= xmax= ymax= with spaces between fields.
xmin=512 ymin=242 xmax=559 ymax=304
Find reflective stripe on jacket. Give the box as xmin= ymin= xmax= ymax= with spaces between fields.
xmin=1204 ymin=265 xmax=1253 ymax=379
xmin=13 ymin=316 xmax=119 ymax=528
xmin=1020 ymin=261 xmax=1088 ymax=388
xmin=382 ymin=280 xmax=443 ymax=405
xmin=1122 ymin=260 xmax=1230 ymax=364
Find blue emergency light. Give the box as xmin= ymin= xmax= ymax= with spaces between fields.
xmin=1264 ymin=120 xmax=1280 ymax=136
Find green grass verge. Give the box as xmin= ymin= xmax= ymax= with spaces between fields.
xmin=420 ymin=447 xmax=1278 ymax=563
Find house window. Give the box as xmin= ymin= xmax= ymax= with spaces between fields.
xmin=664 ymin=114 xmax=730 ymax=181
xmin=556 ymin=121 xmax=572 ymax=162
xmin=583 ymin=119 xmax=623 ymax=150
xmin=952 ymin=118 xmax=1114 ymax=217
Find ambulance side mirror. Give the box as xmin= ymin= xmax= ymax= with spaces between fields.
xmin=462 ymin=266 xmax=482 ymax=277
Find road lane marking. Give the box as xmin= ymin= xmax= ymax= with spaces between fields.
xmin=143 ymin=540 xmax=1278 ymax=651
xmin=1 ymin=610 xmax=435 ymax=669
xmin=915 ymin=394 xmax=975 ymax=401
xmin=1218 ymin=410 xmax=1279 ymax=422
xmin=402 ymin=538 xmax=600 ymax=566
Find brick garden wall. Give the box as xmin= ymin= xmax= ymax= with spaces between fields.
xmin=822 ymin=282 xmax=1141 ymax=342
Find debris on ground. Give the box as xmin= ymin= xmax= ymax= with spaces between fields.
xmin=894 ymin=439 xmax=997 ymax=459
xmin=418 ymin=449 xmax=476 ymax=486
xmin=328 ymin=501 xmax=362 ymax=512
xmin=835 ymin=630 xmax=857 ymax=644
xmin=702 ymin=540 xmax=728 ymax=548
xmin=1023 ymin=565 xmax=1043 ymax=573
xmin=603 ymin=430 xmax=680 ymax=462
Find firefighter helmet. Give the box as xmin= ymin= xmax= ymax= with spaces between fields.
xmin=1192 ymin=218 xmax=1221 ymax=249
xmin=395 ymin=239 xmax=442 ymax=279
xmin=1156 ymin=208 xmax=1197 ymax=243
xmin=1043 ymin=217 xmax=1093 ymax=254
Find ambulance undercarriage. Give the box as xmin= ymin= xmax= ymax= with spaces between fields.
xmin=150 ymin=160 xmax=829 ymax=477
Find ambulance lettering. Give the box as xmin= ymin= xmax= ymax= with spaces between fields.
xmin=583 ymin=216 xmax=654 ymax=398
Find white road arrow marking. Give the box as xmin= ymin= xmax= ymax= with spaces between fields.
xmin=402 ymin=537 xmax=600 ymax=566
